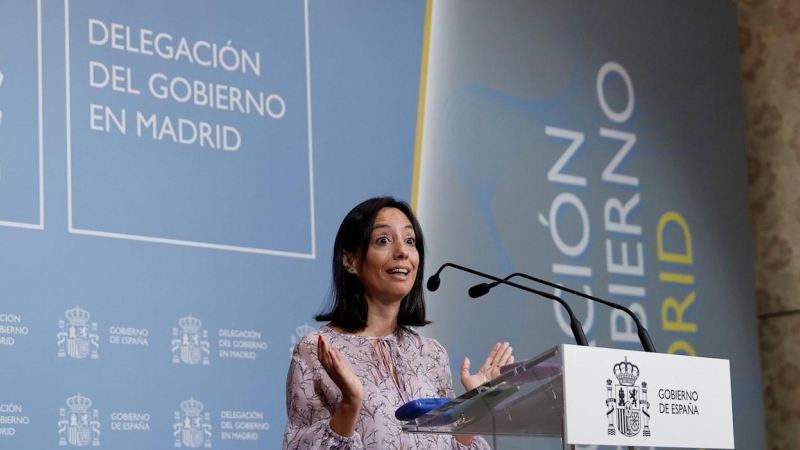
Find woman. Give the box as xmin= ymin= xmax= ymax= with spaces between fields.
xmin=283 ymin=196 xmax=514 ymax=449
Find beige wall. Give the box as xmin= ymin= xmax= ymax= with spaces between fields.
xmin=739 ymin=0 xmax=800 ymax=447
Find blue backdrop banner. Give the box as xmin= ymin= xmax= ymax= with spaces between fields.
xmin=0 ymin=1 xmax=763 ymax=449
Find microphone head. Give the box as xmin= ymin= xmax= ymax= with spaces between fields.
xmin=426 ymin=275 xmax=441 ymax=292
xmin=468 ymin=283 xmax=491 ymax=298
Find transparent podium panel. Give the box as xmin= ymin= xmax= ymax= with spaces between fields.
xmin=402 ymin=346 xmax=564 ymax=438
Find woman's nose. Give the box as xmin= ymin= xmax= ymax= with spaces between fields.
xmin=394 ymin=242 xmax=409 ymax=259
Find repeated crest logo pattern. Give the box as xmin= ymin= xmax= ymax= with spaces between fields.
xmin=605 ymin=357 xmax=651 ymax=437
xmin=173 ymin=398 xmax=211 ymax=448
xmin=57 ymin=307 xmax=100 ymax=359
xmin=58 ymin=393 xmax=100 ymax=447
xmin=171 ymin=316 xmax=210 ymax=365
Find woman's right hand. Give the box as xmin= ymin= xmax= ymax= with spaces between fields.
xmin=318 ymin=335 xmax=363 ymax=403
xmin=318 ymin=335 xmax=363 ymax=437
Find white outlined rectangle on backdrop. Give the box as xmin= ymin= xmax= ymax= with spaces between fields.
xmin=0 ymin=0 xmax=45 ymax=231
xmin=64 ymin=0 xmax=315 ymax=258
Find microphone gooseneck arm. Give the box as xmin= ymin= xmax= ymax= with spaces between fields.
xmin=427 ymin=263 xmax=588 ymax=347
xmin=473 ymin=272 xmax=656 ymax=353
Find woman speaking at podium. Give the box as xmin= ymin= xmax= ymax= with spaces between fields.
xmin=283 ymin=196 xmax=514 ymax=449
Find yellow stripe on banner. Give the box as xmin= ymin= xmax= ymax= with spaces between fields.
xmin=411 ymin=0 xmax=433 ymax=212
xmin=659 ymin=272 xmax=695 ymax=285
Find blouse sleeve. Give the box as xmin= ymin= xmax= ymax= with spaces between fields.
xmin=434 ymin=342 xmax=492 ymax=450
xmin=283 ymin=340 xmax=364 ymax=450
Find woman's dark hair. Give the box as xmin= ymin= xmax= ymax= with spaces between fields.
xmin=315 ymin=196 xmax=431 ymax=331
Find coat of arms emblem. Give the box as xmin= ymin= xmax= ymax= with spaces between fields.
xmin=174 ymin=397 xmax=212 ymax=448
xmin=57 ymin=307 xmax=99 ymax=359
xmin=172 ymin=315 xmax=210 ymax=365
xmin=58 ymin=393 xmax=100 ymax=446
xmin=605 ymin=357 xmax=651 ymax=437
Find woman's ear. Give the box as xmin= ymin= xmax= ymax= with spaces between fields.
xmin=342 ymin=251 xmax=358 ymax=275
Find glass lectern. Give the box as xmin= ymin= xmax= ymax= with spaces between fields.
xmin=402 ymin=346 xmax=575 ymax=449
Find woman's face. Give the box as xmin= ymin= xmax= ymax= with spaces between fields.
xmin=347 ymin=207 xmax=419 ymax=305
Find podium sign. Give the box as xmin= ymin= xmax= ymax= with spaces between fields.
xmin=562 ymin=345 xmax=734 ymax=449
xmin=403 ymin=344 xmax=734 ymax=449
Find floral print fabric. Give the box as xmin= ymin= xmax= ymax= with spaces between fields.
xmin=283 ymin=326 xmax=489 ymax=450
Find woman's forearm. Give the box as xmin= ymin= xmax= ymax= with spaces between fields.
xmin=328 ymin=398 xmax=361 ymax=437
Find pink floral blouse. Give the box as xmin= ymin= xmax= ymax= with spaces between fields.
xmin=283 ymin=326 xmax=490 ymax=450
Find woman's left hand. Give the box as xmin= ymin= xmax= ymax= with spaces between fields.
xmin=460 ymin=342 xmax=514 ymax=392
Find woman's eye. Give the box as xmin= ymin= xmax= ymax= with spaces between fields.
xmin=405 ymin=238 xmax=415 ymax=245
xmin=376 ymin=236 xmax=390 ymax=245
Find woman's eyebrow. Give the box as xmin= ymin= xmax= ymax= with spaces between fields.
xmin=371 ymin=223 xmax=414 ymax=231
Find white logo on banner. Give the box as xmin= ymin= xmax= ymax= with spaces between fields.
xmin=174 ymin=398 xmax=212 ymax=448
xmin=108 ymin=327 xmax=149 ymax=346
xmin=220 ymin=410 xmax=269 ymax=441
xmin=605 ymin=357 xmax=651 ymax=437
xmin=58 ymin=393 xmax=100 ymax=447
xmin=110 ymin=412 xmax=150 ymax=431
xmin=218 ymin=328 xmax=268 ymax=360
xmin=0 ymin=403 xmax=30 ymax=437
xmin=0 ymin=313 xmax=28 ymax=346
xmin=172 ymin=316 xmax=210 ymax=365
xmin=57 ymin=307 xmax=100 ymax=359
xmin=289 ymin=323 xmax=313 ymax=357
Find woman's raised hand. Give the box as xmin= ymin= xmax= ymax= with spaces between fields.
xmin=318 ymin=335 xmax=363 ymax=404
xmin=460 ymin=342 xmax=514 ymax=392
xmin=318 ymin=335 xmax=363 ymax=437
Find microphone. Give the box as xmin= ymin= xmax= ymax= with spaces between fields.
xmin=470 ymin=273 xmax=657 ymax=353
xmin=426 ymin=263 xmax=588 ymax=347
xmin=426 ymin=266 xmax=445 ymax=292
